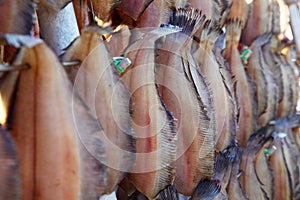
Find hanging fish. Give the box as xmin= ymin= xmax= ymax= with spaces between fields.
xmin=61 ymin=26 xmax=135 ymax=194
xmin=121 ymin=23 xmax=179 ymax=199
xmin=9 ymin=39 xmax=107 ymax=199
xmin=241 ymin=0 xmax=277 ymax=46
xmin=156 ymin=9 xmax=217 ymax=196
xmin=246 ymin=34 xmax=278 ymax=127
xmin=193 ymin=21 xmax=237 ymax=152
xmin=223 ymin=19 xmax=258 ymax=147
xmin=262 ymin=38 xmax=283 ymax=118
xmin=239 ymin=125 xmax=275 ymax=199
xmin=277 ymin=53 xmax=296 ymax=117
xmin=0 ymin=127 xmax=21 ymax=199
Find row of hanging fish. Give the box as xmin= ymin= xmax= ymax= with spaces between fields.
xmin=0 ymin=0 xmax=300 ymax=199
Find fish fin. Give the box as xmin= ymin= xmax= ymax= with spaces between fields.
xmin=159 ymin=185 xmax=179 ymax=200
xmin=191 ymin=179 xmax=221 ymax=200
xmin=212 ymin=0 xmax=233 ymax=27
xmin=154 ymin=103 xmax=178 ymax=196
xmin=200 ymin=20 xmax=223 ymax=52
xmin=225 ymin=19 xmax=242 ymax=42
xmin=168 ymin=8 xmax=207 ymax=36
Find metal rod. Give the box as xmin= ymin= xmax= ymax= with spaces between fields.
xmin=0 ymin=64 xmax=29 ymax=72
xmin=61 ymin=60 xmax=81 ymax=67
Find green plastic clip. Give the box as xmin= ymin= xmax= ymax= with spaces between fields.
xmin=113 ymin=59 xmax=125 ymax=74
xmin=240 ymin=48 xmax=252 ymax=61
xmin=264 ymin=148 xmax=271 ymax=156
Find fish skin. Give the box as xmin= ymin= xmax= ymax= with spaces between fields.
xmin=239 ymin=127 xmax=273 ymax=199
xmin=254 ymin=143 xmax=274 ymax=200
xmin=284 ymin=54 xmax=299 ymax=114
xmin=246 ymin=35 xmax=270 ymax=118
xmin=0 ymin=0 xmax=36 ymax=35
xmin=227 ymin=0 xmax=249 ymax=28
xmin=224 ymin=19 xmax=258 ymax=148
xmin=62 ymin=26 xmax=135 ymax=194
xmin=90 ymin=0 xmax=120 ymax=22
xmin=191 ymin=179 xmax=221 ymax=200
xmin=281 ymin=129 xmax=300 ymax=200
xmin=246 ymin=34 xmax=278 ymax=127
xmin=121 ymin=27 xmax=179 ymax=199
xmin=194 ymin=22 xmax=236 ymax=152
xmin=269 ymin=139 xmax=292 ymax=200
xmin=213 ymin=146 xmax=239 ymax=200
xmin=134 ymin=0 xmax=175 ymax=28
xmin=0 ymin=127 xmax=21 ymax=199
xmin=277 ymin=54 xmax=295 ymax=118
xmin=10 ymin=41 xmax=108 ymax=199
xmin=105 ymin=25 xmax=131 ymax=57
xmin=72 ymin=0 xmax=89 ymax=33
xmin=265 ymin=50 xmax=284 ymax=107
xmin=115 ymin=0 xmax=154 ymax=21
xmin=10 ymin=43 xmax=80 ymax=200
xmin=241 ymin=0 xmax=274 ymax=46
xmin=262 ymin=40 xmax=282 ymax=115
xmin=227 ymin=148 xmax=248 ymax=200
xmin=156 ymin=9 xmax=216 ymax=196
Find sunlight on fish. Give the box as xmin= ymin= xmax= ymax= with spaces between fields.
xmin=0 ymin=94 xmax=7 ymax=125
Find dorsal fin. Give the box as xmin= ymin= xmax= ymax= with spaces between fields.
xmin=200 ymin=20 xmax=223 ymax=51
xmin=167 ymin=8 xmax=207 ymax=36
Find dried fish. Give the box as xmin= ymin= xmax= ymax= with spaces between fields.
xmin=121 ymin=25 xmax=179 ymax=199
xmin=239 ymin=125 xmax=274 ymax=199
xmin=156 ymin=9 xmax=216 ymax=196
xmin=194 ymin=21 xmax=236 ymax=151
xmin=281 ymin=129 xmax=300 ymax=199
xmin=62 ymin=26 xmax=135 ymax=194
xmin=9 ymin=40 xmax=107 ymax=199
xmin=241 ymin=0 xmax=275 ymax=46
xmin=224 ymin=19 xmax=258 ymax=147
xmin=246 ymin=34 xmax=278 ymax=126
xmin=277 ymin=53 xmax=295 ymax=117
